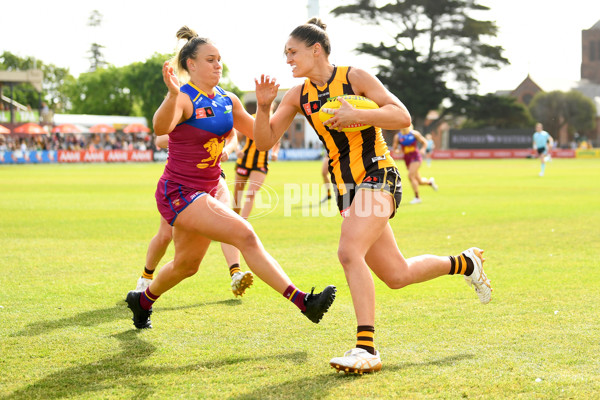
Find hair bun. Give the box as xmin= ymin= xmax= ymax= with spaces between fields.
xmin=176 ymin=26 xmax=198 ymax=41
xmin=307 ymin=17 xmax=327 ymax=31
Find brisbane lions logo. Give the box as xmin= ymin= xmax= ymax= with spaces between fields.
xmin=196 ymin=138 xmax=224 ymax=169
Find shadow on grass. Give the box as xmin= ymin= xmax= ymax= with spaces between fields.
xmin=3 ymin=330 xmax=157 ymax=399
xmin=2 ymin=330 xmax=307 ymax=400
xmin=11 ymin=298 xmax=242 ymax=337
xmin=228 ymin=354 xmax=473 ymax=399
xmin=229 ymin=373 xmax=344 ymax=400
xmin=384 ymin=353 xmax=473 ymax=372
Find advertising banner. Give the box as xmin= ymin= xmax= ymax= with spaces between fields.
xmin=0 ymin=150 xmax=153 ymax=164
xmin=56 ymin=150 xmax=153 ymax=163
xmin=0 ymin=150 xmax=57 ymax=163
xmin=575 ymin=149 xmax=600 ymax=158
xmin=449 ymin=129 xmax=532 ymax=149
xmin=431 ymin=149 xmax=575 ymax=159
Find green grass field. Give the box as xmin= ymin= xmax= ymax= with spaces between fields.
xmin=1 ymin=158 xmax=599 ymax=399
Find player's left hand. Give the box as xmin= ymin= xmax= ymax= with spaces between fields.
xmin=324 ymin=97 xmax=358 ymax=131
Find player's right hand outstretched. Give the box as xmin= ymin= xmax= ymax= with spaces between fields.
xmin=162 ymin=61 xmax=180 ymax=96
xmin=254 ymin=74 xmax=279 ymax=109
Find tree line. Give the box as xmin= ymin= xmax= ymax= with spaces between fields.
xmin=0 ymin=51 xmax=243 ymax=129
xmin=331 ymin=0 xmax=596 ymax=138
xmin=1 ymin=0 xmax=596 ymax=140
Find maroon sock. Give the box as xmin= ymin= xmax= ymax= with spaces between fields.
xmin=283 ymin=284 xmax=307 ymax=311
xmin=140 ymin=288 xmax=159 ymax=310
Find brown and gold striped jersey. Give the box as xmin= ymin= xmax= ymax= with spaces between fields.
xmin=299 ymin=66 xmax=396 ymax=196
xmin=236 ymin=138 xmax=269 ymax=170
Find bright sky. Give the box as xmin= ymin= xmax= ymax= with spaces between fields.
xmin=1 ymin=0 xmax=599 ymax=95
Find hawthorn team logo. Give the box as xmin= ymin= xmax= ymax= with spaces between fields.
xmin=363 ymin=176 xmax=379 ymax=183
xmin=303 ymin=101 xmax=321 ymax=115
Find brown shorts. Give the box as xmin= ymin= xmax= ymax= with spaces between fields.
xmin=337 ymin=167 xmax=403 ymax=219
xmin=235 ymin=164 xmax=268 ymax=176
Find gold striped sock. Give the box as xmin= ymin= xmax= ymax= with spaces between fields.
xmin=449 ymin=253 xmax=474 ymax=275
xmin=356 ymin=325 xmax=376 ymax=355
xmin=229 ymin=263 xmax=241 ymax=277
xmin=141 ymin=271 xmax=153 ymax=280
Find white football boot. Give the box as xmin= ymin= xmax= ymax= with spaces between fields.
xmin=231 ymin=271 xmax=254 ymax=297
xmin=463 ymin=247 xmax=492 ymax=304
xmin=429 ymin=177 xmax=438 ymax=191
xmin=330 ymin=348 xmax=382 ymax=375
xmin=135 ymin=277 xmax=152 ymax=292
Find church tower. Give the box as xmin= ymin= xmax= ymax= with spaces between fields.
xmin=581 ymin=20 xmax=600 ymax=84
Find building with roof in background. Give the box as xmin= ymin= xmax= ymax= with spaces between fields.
xmin=504 ymin=19 xmax=600 ymax=147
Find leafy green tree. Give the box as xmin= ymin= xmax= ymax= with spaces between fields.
xmin=529 ymin=90 xmax=597 ymax=139
xmin=0 ymin=51 xmax=29 ymax=70
xmin=2 ymin=51 xmax=244 ymax=121
xmin=0 ymin=51 xmax=75 ymax=113
xmin=330 ymin=0 xmax=508 ymax=124
xmin=64 ymin=66 xmax=133 ymax=115
xmin=0 ymin=51 xmax=41 ymax=108
xmin=359 ymin=47 xmax=451 ymax=124
xmin=219 ymin=63 xmax=244 ymax=99
xmin=41 ymin=64 xmax=76 ymax=113
xmin=88 ymin=44 xmax=107 ymax=72
xmin=87 ymin=10 xmax=107 ymax=72
xmin=452 ymin=93 xmax=534 ymax=128
xmin=122 ymin=54 xmax=170 ymax=124
xmin=123 ymin=53 xmax=243 ymax=124
xmin=563 ymin=91 xmax=597 ymax=133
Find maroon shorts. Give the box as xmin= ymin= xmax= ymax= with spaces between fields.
xmin=155 ymin=177 xmax=216 ymax=225
xmin=403 ymin=151 xmax=422 ymax=168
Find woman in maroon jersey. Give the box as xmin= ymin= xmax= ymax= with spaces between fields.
xmin=125 ymin=25 xmax=336 ymax=330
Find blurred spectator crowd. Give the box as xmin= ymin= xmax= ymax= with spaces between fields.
xmin=0 ymin=132 xmax=153 ymax=152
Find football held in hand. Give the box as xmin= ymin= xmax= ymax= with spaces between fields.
xmin=318 ymin=95 xmax=379 ymax=132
